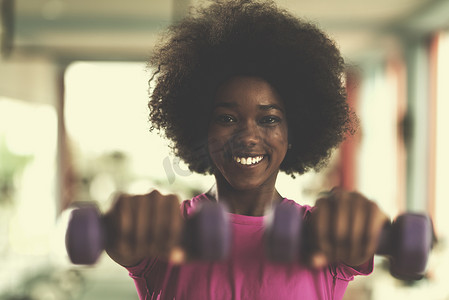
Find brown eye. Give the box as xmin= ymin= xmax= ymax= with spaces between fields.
xmin=216 ymin=114 xmax=236 ymax=124
xmin=260 ymin=115 xmax=280 ymax=125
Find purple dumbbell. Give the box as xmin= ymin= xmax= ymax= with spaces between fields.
xmin=65 ymin=201 xmax=231 ymax=265
xmin=376 ymin=213 xmax=433 ymax=280
xmin=65 ymin=202 xmax=105 ymax=265
xmin=265 ymin=203 xmax=433 ymax=280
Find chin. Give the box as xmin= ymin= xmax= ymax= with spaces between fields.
xmin=227 ymin=178 xmax=264 ymax=191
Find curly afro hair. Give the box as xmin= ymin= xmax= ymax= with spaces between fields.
xmin=148 ymin=0 xmax=357 ymax=177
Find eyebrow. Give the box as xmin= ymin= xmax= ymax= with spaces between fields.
xmin=258 ymin=104 xmax=284 ymax=112
xmin=213 ymin=102 xmax=284 ymax=113
xmin=214 ymin=102 xmax=238 ymax=109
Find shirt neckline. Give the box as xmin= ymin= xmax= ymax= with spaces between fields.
xmin=197 ymin=194 xmax=290 ymax=226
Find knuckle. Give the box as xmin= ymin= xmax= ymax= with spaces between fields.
xmin=364 ymin=200 xmax=378 ymax=212
xmin=148 ymin=189 xmax=162 ymax=198
xmin=348 ymin=190 xmax=363 ymax=198
xmin=166 ymin=195 xmax=181 ymax=208
xmin=166 ymin=193 xmax=180 ymax=201
xmin=114 ymin=193 xmax=141 ymax=211
xmin=114 ymin=193 xmax=128 ymax=208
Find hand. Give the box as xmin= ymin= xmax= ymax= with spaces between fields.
xmin=104 ymin=190 xmax=184 ymax=267
xmin=307 ymin=187 xmax=389 ymax=268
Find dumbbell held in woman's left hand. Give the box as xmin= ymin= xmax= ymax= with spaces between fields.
xmin=265 ymin=202 xmax=433 ymax=280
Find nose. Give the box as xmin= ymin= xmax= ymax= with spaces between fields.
xmin=234 ymin=120 xmax=260 ymax=147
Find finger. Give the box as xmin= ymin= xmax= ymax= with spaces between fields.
xmin=310 ymin=252 xmax=328 ymax=269
xmin=134 ymin=194 xmax=152 ymax=258
xmin=154 ymin=194 xmax=180 ymax=256
xmin=363 ymin=202 xmax=388 ymax=261
xmin=164 ymin=194 xmax=185 ymax=263
xmin=347 ymin=195 xmax=365 ymax=262
xmin=116 ymin=195 xmax=135 ymax=257
xmin=169 ymin=246 xmax=187 ymax=265
xmin=311 ymin=198 xmax=333 ymax=265
xmin=165 ymin=194 xmax=183 ymax=250
xmin=104 ymin=194 xmax=126 ymax=260
xmin=347 ymin=199 xmax=383 ymax=266
xmin=146 ymin=190 xmax=161 ymax=256
xmin=334 ymin=192 xmax=350 ymax=263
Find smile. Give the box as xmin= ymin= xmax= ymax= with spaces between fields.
xmin=233 ymin=155 xmax=265 ymax=166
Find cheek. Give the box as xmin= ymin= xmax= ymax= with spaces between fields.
xmin=207 ymin=128 xmax=228 ymax=157
xmin=270 ymin=127 xmax=289 ymax=151
xmin=208 ymin=138 xmax=222 ymax=158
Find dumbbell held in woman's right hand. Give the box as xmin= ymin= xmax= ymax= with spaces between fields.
xmin=65 ymin=194 xmax=231 ymax=266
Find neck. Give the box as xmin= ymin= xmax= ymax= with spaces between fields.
xmin=208 ymin=174 xmax=283 ymax=216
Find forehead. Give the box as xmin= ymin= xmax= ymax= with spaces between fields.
xmin=214 ymin=76 xmax=284 ymax=108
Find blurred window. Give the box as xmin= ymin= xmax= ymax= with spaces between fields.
xmin=0 ymin=97 xmax=57 ymax=291
xmin=356 ymin=63 xmax=403 ymax=216
xmin=435 ymin=31 xmax=449 ymax=243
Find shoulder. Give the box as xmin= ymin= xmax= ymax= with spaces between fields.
xmin=280 ymin=198 xmax=314 ymax=218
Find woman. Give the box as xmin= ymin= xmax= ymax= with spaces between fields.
xmin=104 ymin=1 xmax=388 ymax=299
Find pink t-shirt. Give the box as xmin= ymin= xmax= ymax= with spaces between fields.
xmin=126 ymin=194 xmax=373 ymax=300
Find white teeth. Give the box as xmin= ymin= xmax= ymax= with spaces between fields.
xmin=233 ymin=155 xmax=264 ymax=166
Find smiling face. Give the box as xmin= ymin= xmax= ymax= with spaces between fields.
xmin=208 ymin=76 xmax=289 ymax=191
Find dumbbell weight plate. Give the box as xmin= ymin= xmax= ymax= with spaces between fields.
xmin=65 ymin=203 xmax=105 ymax=265
xmin=265 ymin=203 xmax=303 ymax=262
xmin=183 ymin=202 xmax=231 ymax=261
xmin=389 ymin=213 xmax=433 ymax=280
xmin=199 ymin=202 xmax=231 ymax=260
